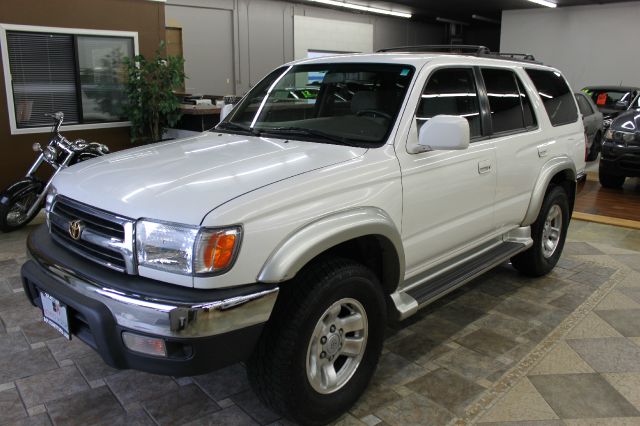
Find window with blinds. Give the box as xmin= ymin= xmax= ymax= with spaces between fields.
xmin=5 ymin=30 xmax=134 ymax=129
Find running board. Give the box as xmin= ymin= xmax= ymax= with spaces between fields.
xmin=390 ymin=234 xmax=532 ymax=321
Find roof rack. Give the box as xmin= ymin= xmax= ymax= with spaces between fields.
xmin=377 ymin=44 xmax=541 ymax=64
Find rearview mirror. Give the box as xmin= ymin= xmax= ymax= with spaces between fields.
xmin=219 ymin=104 xmax=234 ymax=122
xmin=418 ymin=115 xmax=470 ymax=151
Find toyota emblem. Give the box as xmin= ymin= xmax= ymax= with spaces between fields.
xmin=68 ymin=220 xmax=84 ymax=240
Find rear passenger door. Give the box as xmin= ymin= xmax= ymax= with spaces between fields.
xmin=397 ymin=67 xmax=497 ymax=278
xmin=479 ymin=67 xmax=543 ymax=233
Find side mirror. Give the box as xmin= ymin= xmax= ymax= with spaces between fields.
xmin=418 ymin=115 xmax=470 ymax=151
xmin=219 ymin=104 xmax=234 ymax=123
xmin=615 ymin=100 xmax=630 ymax=111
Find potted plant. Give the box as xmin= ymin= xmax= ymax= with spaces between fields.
xmin=124 ymin=43 xmax=186 ymax=143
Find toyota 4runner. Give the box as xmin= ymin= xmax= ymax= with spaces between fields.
xmin=21 ymin=46 xmax=586 ymax=425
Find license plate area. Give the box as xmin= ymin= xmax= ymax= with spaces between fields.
xmin=41 ymin=291 xmax=71 ymax=339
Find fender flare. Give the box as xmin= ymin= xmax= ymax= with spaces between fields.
xmin=0 ymin=177 xmax=44 ymax=207
xmin=257 ymin=207 xmax=405 ymax=288
xmin=522 ymin=156 xmax=576 ymax=226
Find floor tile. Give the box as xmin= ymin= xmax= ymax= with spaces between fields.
xmin=479 ymin=420 xmax=564 ymax=426
xmin=529 ymin=373 xmax=640 ymax=419
xmin=349 ymin=383 xmax=402 ymax=419
xmin=406 ymin=314 xmax=465 ymax=343
xmin=16 ymin=365 xmax=89 ymax=408
xmin=434 ymin=347 xmax=505 ymax=382
xmin=231 ymin=389 xmax=280 ymax=425
xmin=472 ymin=313 xmax=531 ymax=341
xmin=0 ymin=387 xmax=27 ymax=423
xmin=567 ymin=338 xmax=640 ymax=372
xmin=603 ymin=373 xmax=640 ymax=411
xmin=184 ymin=405 xmax=259 ymax=426
xmin=566 ymin=312 xmax=623 ymax=339
xmin=385 ymin=332 xmax=441 ymax=364
xmin=0 ymin=347 xmax=58 ymax=383
xmin=618 ymin=287 xmax=640 ymax=304
xmin=45 ymin=385 xmax=124 ymax=425
xmin=74 ymin=352 xmax=119 ymax=382
xmin=20 ymin=321 xmax=61 ymax=344
xmin=596 ymin=310 xmax=640 ymax=337
xmin=529 ymin=341 xmax=594 ymax=375
xmin=455 ymin=329 xmax=519 ymax=357
xmin=405 ymin=367 xmax=485 ymax=416
xmin=374 ymin=392 xmax=453 ymax=426
xmin=562 ymin=242 xmax=604 ymax=256
xmin=495 ymin=298 xmax=550 ymax=323
xmin=596 ymin=291 xmax=640 ymax=310
xmin=46 ymin=336 xmax=93 ymax=362
xmin=478 ymin=378 xmax=558 ymax=423
xmin=105 ymin=370 xmax=178 ymax=405
xmin=547 ymin=292 xmax=588 ymax=312
xmin=9 ymin=413 xmax=52 ymax=426
xmin=193 ymin=364 xmax=250 ymax=400
xmin=564 ymin=419 xmax=640 ymax=426
xmin=0 ymin=331 xmax=29 ymax=357
xmin=371 ymin=352 xmax=426 ymax=387
xmin=144 ymin=384 xmax=220 ymax=425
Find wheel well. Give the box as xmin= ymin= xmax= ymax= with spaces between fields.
xmin=303 ymin=235 xmax=401 ymax=296
xmin=549 ymin=170 xmax=576 ymax=211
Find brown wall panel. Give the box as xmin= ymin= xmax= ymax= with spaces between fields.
xmin=0 ymin=0 xmax=165 ymax=189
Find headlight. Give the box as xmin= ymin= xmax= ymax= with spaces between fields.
xmin=605 ymin=129 xmax=635 ymax=144
xmin=136 ymin=220 xmax=242 ymax=276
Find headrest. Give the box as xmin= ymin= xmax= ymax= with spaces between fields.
xmin=351 ymin=91 xmax=379 ymax=114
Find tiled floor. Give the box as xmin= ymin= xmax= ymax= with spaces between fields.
xmin=1 ymin=217 xmax=640 ymax=425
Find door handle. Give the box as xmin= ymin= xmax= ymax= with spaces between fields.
xmin=478 ymin=160 xmax=492 ymax=174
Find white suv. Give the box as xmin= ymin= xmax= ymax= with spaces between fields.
xmin=21 ymin=47 xmax=586 ymax=425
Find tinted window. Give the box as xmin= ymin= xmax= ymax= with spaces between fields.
xmin=482 ymin=68 xmax=527 ymax=133
xmin=575 ymin=94 xmax=593 ymax=116
xmin=526 ymin=69 xmax=578 ymax=126
xmin=417 ymin=68 xmax=481 ymax=138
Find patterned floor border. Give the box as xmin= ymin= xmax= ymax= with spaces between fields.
xmin=451 ymin=261 xmax=632 ymax=425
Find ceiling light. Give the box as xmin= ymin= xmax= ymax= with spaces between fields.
xmin=527 ymin=0 xmax=557 ymax=8
xmin=307 ymin=0 xmax=412 ymax=18
xmin=472 ymin=14 xmax=500 ymax=24
xmin=436 ymin=17 xmax=470 ymax=26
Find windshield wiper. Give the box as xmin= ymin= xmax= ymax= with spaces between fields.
xmin=262 ymin=127 xmax=354 ymax=145
xmin=217 ymin=121 xmax=261 ymax=136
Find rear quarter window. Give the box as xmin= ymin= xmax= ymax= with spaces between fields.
xmin=526 ymin=69 xmax=578 ymax=127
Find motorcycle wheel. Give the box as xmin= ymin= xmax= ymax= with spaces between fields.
xmin=0 ymin=178 xmax=45 ymax=232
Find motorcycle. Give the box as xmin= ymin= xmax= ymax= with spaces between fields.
xmin=0 ymin=112 xmax=110 ymax=232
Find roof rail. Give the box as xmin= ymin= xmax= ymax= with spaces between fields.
xmin=378 ymin=45 xmax=491 ymax=55
xmin=377 ymin=44 xmax=541 ymax=64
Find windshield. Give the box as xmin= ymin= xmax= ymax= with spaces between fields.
xmin=220 ymin=63 xmax=415 ymax=146
xmin=582 ymin=88 xmax=635 ymax=109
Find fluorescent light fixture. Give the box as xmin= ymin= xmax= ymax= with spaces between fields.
xmin=527 ymin=0 xmax=557 ymax=8
xmin=471 ymin=14 xmax=500 ymax=24
xmin=307 ymin=0 xmax=412 ymax=18
xmin=436 ymin=17 xmax=470 ymax=26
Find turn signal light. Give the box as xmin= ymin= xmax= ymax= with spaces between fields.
xmin=194 ymin=227 xmax=242 ymax=274
xmin=122 ymin=332 xmax=167 ymax=357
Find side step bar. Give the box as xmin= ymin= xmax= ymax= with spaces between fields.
xmin=390 ymin=234 xmax=532 ymax=321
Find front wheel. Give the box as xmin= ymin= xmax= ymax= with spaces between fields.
xmin=599 ymin=172 xmax=625 ymax=189
xmin=511 ymin=186 xmax=570 ymax=277
xmin=247 ymin=258 xmax=386 ymax=426
xmin=0 ymin=178 xmax=44 ymax=232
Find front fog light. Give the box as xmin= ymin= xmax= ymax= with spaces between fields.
xmin=122 ymin=332 xmax=167 ymax=357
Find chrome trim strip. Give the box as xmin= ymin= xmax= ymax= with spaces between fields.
xmin=38 ymin=258 xmax=278 ymax=338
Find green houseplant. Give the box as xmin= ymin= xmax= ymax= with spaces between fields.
xmin=124 ymin=43 xmax=186 ymax=143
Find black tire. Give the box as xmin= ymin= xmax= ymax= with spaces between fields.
xmin=599 ymin=172 xmax=625 ymax=189
xmin=247 ymin=257 xmax=386 ymax=426
xmin=586 ymin=131 xmax=601 ymax=161
xmin=511 ymin=186 xmax=570 ymax=277
xmin=0 ymin=178 xmax=44 ymax=232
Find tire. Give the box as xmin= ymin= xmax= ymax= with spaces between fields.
xmin=0 ymin=178 xmax=44 ymax=232
xmin=511 ymin=186 xmax=570 ymax=277
xmin=247 ymin=257 xmax=386 ymax=426
xmin=586 ymin=131 xmax=601 ymax=161
xmin=599 ymin=172 xmax=625 ymax=189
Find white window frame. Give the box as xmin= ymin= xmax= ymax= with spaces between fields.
xmin=0 ymin=23 xmax=139 ymax=135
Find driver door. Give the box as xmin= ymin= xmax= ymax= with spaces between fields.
xmin=396 ymin=67 xmax=497 ymax=280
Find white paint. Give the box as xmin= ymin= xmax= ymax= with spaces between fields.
xmin=293 ymin=15 xmax=373 ymax=60
xmin=0 ymin=23 xmax=138 ymax=135
xmin=501 ymin=2 xmax=640 ymax=90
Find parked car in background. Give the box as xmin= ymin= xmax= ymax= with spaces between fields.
xmin=575 ymin=92 xmax=604 ymax=161
xmin=582 ymin=86 xmax=640 ymax=130
xmin=599 ymin=108 xmax=640 ymax=188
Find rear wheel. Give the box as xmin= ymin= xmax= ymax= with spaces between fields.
xmin=247 ymin=258 xmax=386 ymax=426
xmin=599 ymin=172 xmax=625 ymax=188
xmin=0 ymin=178 xmax=44 ymax=232
xmin=511 ymin=185 xmax=570 ymax=277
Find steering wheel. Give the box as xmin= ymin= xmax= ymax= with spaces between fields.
xmin=356 ymin=109 xmax=392 ymax=120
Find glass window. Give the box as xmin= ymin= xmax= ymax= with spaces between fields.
xmin=417 ymin=68 xmax=481 ymax=138
xmin=482 ymin=68 xmax=525 ymax=133
xmin=5 ymin=30 xmax=134 ymax=129
xmin=526 ymin=69 xmax=578 ymax=127
xmin=575 ymin=94 xmax=593 ymax=116
xmin=224 ymin=63 xmax=415 ymax=146
xmin=77 ymin=36 xmax=134 ymax=123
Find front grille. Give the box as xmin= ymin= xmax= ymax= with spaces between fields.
xmin=49 ymin=196 xmax=134 ymax=273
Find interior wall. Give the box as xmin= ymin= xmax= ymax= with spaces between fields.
xmin=166 ymin=0 xmax=446 ymax=95
xmin=501 ymin=2 xmax=640 ymax=90
xmin=293 ymin=15 xmax=373 ymax=59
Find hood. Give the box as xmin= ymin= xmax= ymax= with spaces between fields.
xmin=53 ymin=132 xmax=367 ymax=224
xmin=610 ymin=109 xmax=640 ymax=133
